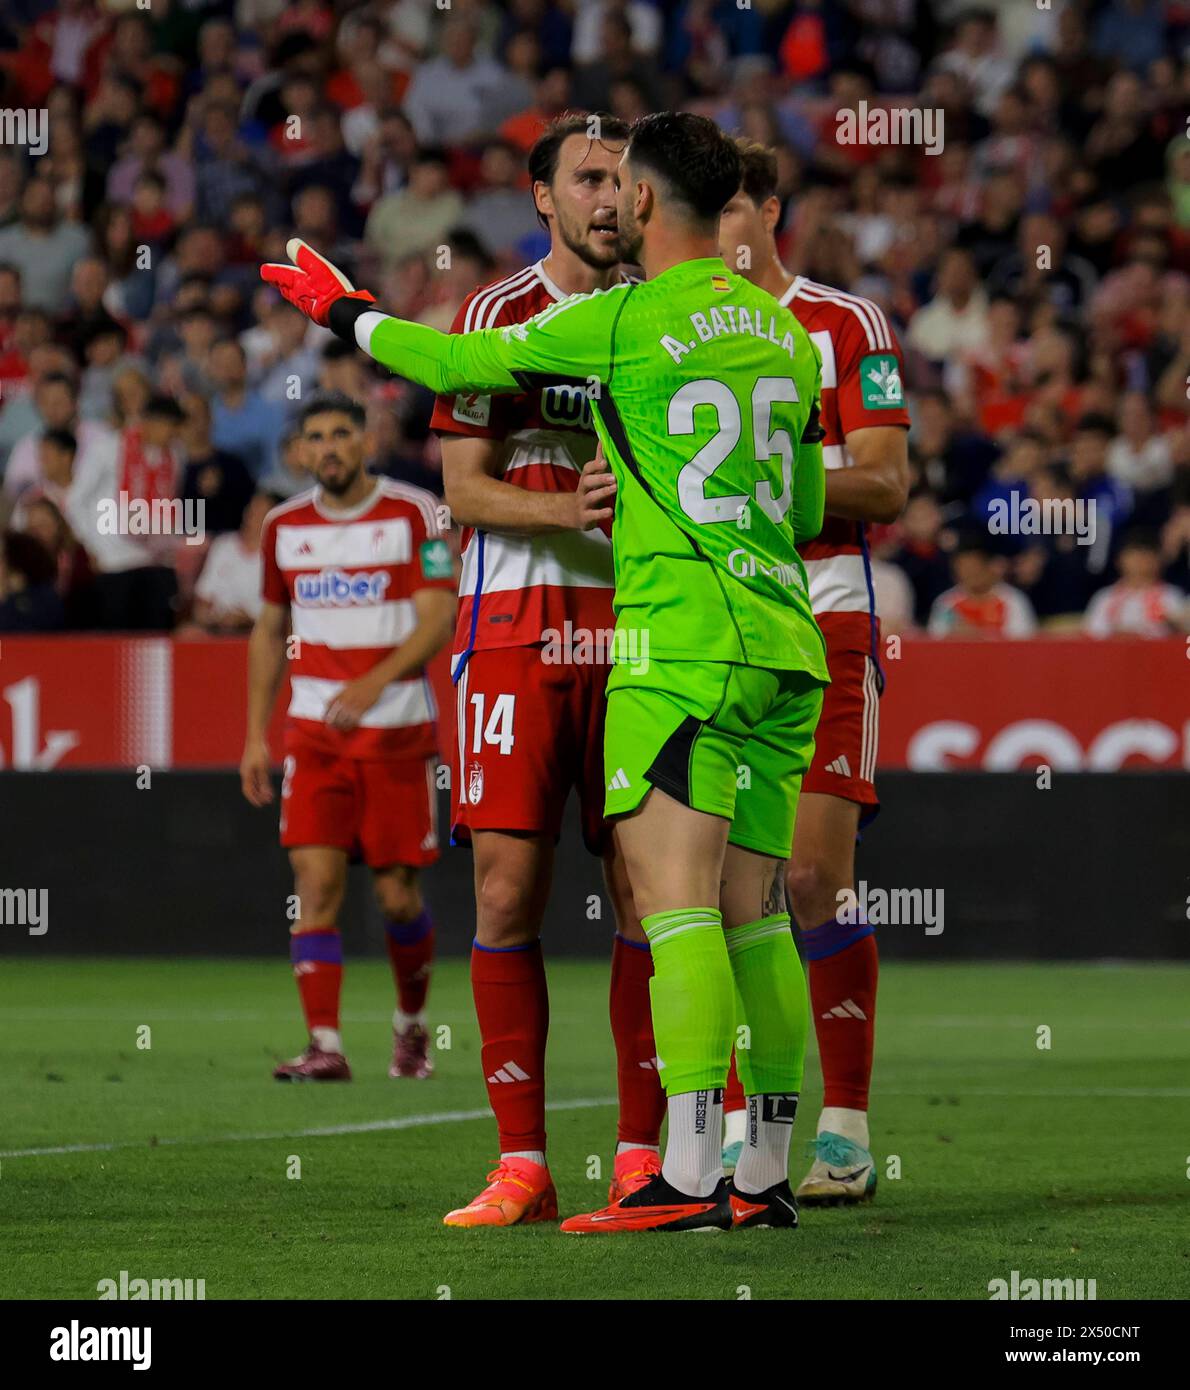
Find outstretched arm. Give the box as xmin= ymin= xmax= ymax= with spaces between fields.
xmin=262 ymin=239 xmax=620 ymax=396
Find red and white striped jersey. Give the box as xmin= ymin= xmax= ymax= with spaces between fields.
xmin=780 ymin=276 xmax=911 ymax=652
xmin=260 ymin=479 xmax=454 ymax=760
xmin=429 ymin=259 xmax=627 ymax=669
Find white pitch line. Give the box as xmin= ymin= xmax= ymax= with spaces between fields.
xmin=4 ymin=1086 xmax=1188 ymax=1162
xmin=0 ymin=1096 xmax=617 ymax=1160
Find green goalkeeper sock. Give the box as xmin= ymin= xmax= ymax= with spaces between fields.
xmin=726 ymin=913 xmax=808 ymax=1097
xmin=642 ymin=907 xmax=734 ymax=1096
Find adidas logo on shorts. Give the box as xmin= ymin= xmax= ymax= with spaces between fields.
xmin=606 ymin=768 xmax=631 ymax=792
xmin=825 ymin=755 xmax=852 ymax=777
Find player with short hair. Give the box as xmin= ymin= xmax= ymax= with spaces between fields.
xmin=263 ymin=109 xmax=830 ymax=1233
xmin=718 ymin=139 xmax=910 ymax=1203
xmin=240 ymin=392 xmax=455 ymax=1082
xmin=424 ymin=113 xmax=668 ymax=1228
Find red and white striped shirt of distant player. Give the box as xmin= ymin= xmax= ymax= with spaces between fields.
xmin=429 ymin=259 xmax=634 ymax=673
xmin=260 ymin=479 xmax=454 ymax=759
xmin=780 ymin=276 xmax=912 ymax=655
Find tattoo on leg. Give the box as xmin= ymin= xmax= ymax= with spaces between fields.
xmin=763 ymin=861 xmax=787 ymax=917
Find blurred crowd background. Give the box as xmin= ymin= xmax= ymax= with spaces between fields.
xmin=0 ymin=0 xmax=1187 ymax=640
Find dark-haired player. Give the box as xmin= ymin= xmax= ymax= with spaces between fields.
xmin=426 ymin=113 xmax=666 ymax=1228
xmin=719 ymin=139 xmax=910 ymax=1203
xmin=240 ymin=393 xmax=455 ymax=1082
xmin=263 ymin=110 xmax=833 ymax=1232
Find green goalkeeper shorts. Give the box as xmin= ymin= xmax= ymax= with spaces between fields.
xmin=603 ymin=658 xmax=825 ymax=858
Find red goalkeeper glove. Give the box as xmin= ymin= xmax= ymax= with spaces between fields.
xmin=260 ymin=238 xmax=375 ymax=327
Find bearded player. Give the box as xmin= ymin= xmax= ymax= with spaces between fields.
xmin=426 ymin=114 xmax=666 ymax=1226
xmin=718 ymin=140 xmax=910 ymax=1203
xmin=241 ymin=393 xmax=455 ymax=1082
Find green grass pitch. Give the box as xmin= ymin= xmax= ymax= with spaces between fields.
xmin=2 ymin=957 xmax=1188 ymax=1300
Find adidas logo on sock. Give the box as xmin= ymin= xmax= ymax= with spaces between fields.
xmin=821 ymin=998 xmax=868 ymax=1021
xmin=637 ymin=1056 xmax=661 ymax=1071
xmin=606 ymin=768 xmax=631 ymax=792
xmin=825 ymin=755 xmax=852 ymax=777
xmin=486 ymin=1060 xmax=531 ymax=1084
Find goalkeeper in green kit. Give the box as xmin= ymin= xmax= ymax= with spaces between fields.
xmin=263 ymin=112 xmax=829 ymax=1234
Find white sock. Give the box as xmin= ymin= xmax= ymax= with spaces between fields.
xmin=661 ymin=1090 xmax=723 ymax=1198
xmin=723 ymin=1108 xmax=746 ymax=1148
xmin=616 ymin=1141 xmax=659 ymax=1156
xmin=819 ymin=1106 xmax=869 ymax=1149
xmin=734 ymin=1093 xmax=798 ymax=1195
xmin=393 ymin=1008 xmax=425 ymax=1031
xmin=502 ymin=1149 xmax=546 ymax=1168
xmin=311 ymin=1026 xmax=342 ymax=1053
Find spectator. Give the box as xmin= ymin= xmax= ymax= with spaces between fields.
xmin=3 ymin=372 xmax=115 ymax=504
xmin=403 ymin=19 xmax=521 ymax=146
xmin=1067 ymin=413 xmax=1134 ymax=577
xmin=207 ymin=338 xmax=286 ymax=479
xmin=178 ymin=393 xmax=256 ymax=535
xmin=461 ymin=141 xmax=545 ymax=258
xmin=1107 ymin=391 xmax=1174 ymax=495
xmin=1083 ymin=529 xmax=1186 ymax=637
xmin=187 ymin=490 xmax=275 ymax=634
xmin=907 ymin=248 xmax=991 ymax=364
xmin=0 ymin=529 xmax=64 ymax=632
xmin=928 ymin=533 xmax=1038 ymax=637
xmin=886 ymin=490 xmax=952 ymax=626
xmin=364 ymin=149 xmax=465 ymax=272
xmin=0 ymin=178 xmax=91 ymax=314
xmin=19 ymin=488 xmax=96 ymax=628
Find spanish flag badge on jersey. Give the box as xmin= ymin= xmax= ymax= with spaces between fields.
xmin=711 ymin=273 xmax=731 ymax=292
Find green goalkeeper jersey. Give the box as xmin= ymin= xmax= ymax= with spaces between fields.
xmin=352 ymin=255 xmax=829 ymax=678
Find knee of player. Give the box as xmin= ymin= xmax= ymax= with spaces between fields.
xmin=474 ymin=872 xmax=539 ymax=947
xmin=291 ymin=875 xmax=343 ymax=925
xmin=785 ymin=857 xmax=839 ymax=924
xmin=373 ymin=870 xmax=421 ymax=922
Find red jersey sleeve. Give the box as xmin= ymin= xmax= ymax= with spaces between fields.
xmin=260 ymin=512 xmax=288 ymax=607
xmin=833 ymin=306 xmax=912 ymax=436
xmin=429 ymin=290 xmax=517 ymax=441
xmin=407 ymin=497 xmax=457 ymax=595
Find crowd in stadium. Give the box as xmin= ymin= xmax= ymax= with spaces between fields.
xmin=0 ymin=0 xmax=1187 ymax=639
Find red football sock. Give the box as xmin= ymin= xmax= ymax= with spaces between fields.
xmin=608 ymin=934 xmax=666 ymax=1146
xmin=724 ymin=1053 xmax=745 ymax=1114
xmin=803 ymin=922 xmax=878 ymax=1110
xmin=472 ymin=940 xmax=549 ymax=1153
xmin=290 ymin=927 xmax=342 ymax=1034
xmin=385 ymin=911 xmax=434 ymax=1016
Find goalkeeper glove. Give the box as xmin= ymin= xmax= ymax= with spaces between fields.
xmin=260 ymin=239 xmax=375 ymax=328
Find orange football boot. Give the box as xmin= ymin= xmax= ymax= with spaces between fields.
xmin=443 ymin=1157 xmax=558 ymax=1228
xmin=561 ymin=1172 xmax=731 ymax=1234
xmin=607 ymin=1147 xmax=662 ymax=1202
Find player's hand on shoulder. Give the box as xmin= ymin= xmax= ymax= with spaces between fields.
xmin=240 ymin=739 xmax=274 ymax=806
xmin=324 ymin=672 xmax=385 ymax=732
xmin=574 ymin=442 xmax=617 ymax=532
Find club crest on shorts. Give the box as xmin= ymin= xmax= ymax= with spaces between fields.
xmin=467 ymin=761 xmax=484 ymax=805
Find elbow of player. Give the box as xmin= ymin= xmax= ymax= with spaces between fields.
xmin=869 ymin=480 xmax=909 ymax=526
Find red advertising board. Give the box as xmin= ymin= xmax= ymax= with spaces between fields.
xmin=0 ymin=635 xmax=1184 ymax=772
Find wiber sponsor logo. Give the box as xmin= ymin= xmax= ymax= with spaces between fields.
xmin=836 ymin=881 xmax=944 ymax=935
